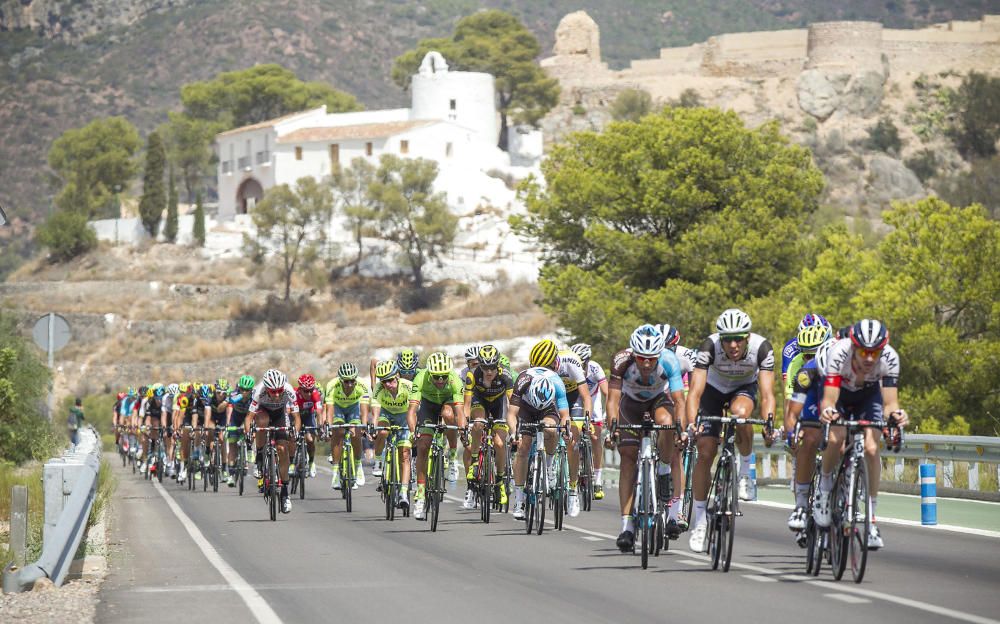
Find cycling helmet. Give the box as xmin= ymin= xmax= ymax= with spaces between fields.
xmin=143 ymin=386 xmax=153 ymax=399
xmin=630 ymin=324 xmax=665 ymax=357
xmin=570 ymin=343 xmax=592 ymax=363
xmin=797 ymin=313 xmax=831 ymax=334
xmin=338 ymin=362 xmax=359 ymax=381
xmin=198 ymin=384 xmax=212 ymax=400
xmin=215 ymin=378 xmax=230 ymax=393
xmin=654 ymin=323 xmax=681 ymax=347
xmin=797 ymin=324 xmax=828 ymax=354
xmin=179 ymin=382 xmax=191 ymax=393
xmin=262 ymin=369 xmax=286 ymax=391
xmin=716 ymin=308 xmax=752 ymax=334
xmin=397 ymin=348 xmax=419 ymax=372
xmin=478 ymin=344 xmax=500 ymax=367
xmin=529 ymin=339 xmax=558 ymax=368
xmin=526 ymin=374 xmax=556 ymax=410
xmin=154 ymin=385 xmax=166 ymax=398
xmin=167 ymin=383 xmax=179 ymax=395
xmin=116 ymin=391 xmax=127 ymax=400
xmin=464 ymin=345 xmax=480 ymax=361
xmin=426 ymin=352 xmax=452 ymax=375
xmin=849 ymin=319 xmax=889 ymax=350
xmin=237 ymin=375 xmax=255 ymax=391
xmin=815 ymin=338 xmax=836 ymax=375
xmin=298 ymin=374 xmax=316 ymax=390
xmin=499 ymin=354 xmax=511 ymax=370
xmin=375 ymin=360 xmax=399 ymax=380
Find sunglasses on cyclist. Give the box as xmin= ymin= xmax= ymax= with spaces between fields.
xmin=431 ymin=373 xmax=449 ymax=382
xmin=265 ymin=387 xmax=283 ymax=396
xmin=634 ymin=354 xmax=658 ymax=364
xmin=721 ymin=334 xmax=748 ymax=343
xmin=480 ymin=364 xmax=498 ymax=371
xmin=856 ymin=347 xmax=883 ymax=358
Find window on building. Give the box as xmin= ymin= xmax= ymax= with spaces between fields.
xmin=445 ymin=142 xmax=453 ymax=158
xmin=330 ymin=144 xmax=340 ymax=167
xmin=449 ymin=99 xmax=456 ymax=111
xmin=366 ymin=142 xmax=373 ymax=156
xmin=295 ymin=146 xmax=302 ymax=161
xmin=400 ymin=140 xmax=409 ymax=154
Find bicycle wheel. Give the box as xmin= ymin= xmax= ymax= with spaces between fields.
xmin=806 ymin=517 xmax=820 ymax=575
xmin=342 ymin=446 xmax=354 ymax=511
xmin=267 ymin=452 xmax=278 ymax=521
xmin=536 ymin=455 xmax=547 ymax=535
xmin=525 ymin=463 xmax=536 ymax=534
xmin=722 ymin=454 xmax=738 ymax=572
xmin=708 ymin=460 xmax=727 ymax=570
xmin=849 ymin=459 xmax=870 ymax=584
xmin=641 ymin=463 xmax=652 ymax=569
xmin=579 ymin=439 xmax=593 ymax=512
xmin=830 ymin=469 xmax=849 ymax=581
xmin=682 ymin=445 xmax=696 ymax=528
xmin=554 ymin=450 xmax=566 ymax=531
xmin=481 ymin=444 xmax=493 ymax=524
xmin=430 ymin=448 xmax=442 ymax=532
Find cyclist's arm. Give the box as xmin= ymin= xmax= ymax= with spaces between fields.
xmin=881 ymin=386 xmax=906 ymax=426
xmin=505 ymin=403 xmax=520 ymax=432
xmin=606 ymin=386 xmax=622 ymax=430
xmin=819 ymin=384 xmax=841 ymax=423
xmin=758 ymin=369 xmax=776 ymax=422
xmin=580 ymin=378 xmax=593 ymax=418
xmin=685 ymin=368 xmax=707 ymax=427
xmin=406 ymin=399 xmax=418 ymax=435
xmin=463 ymin=391 xmax=473 ymax=422
xmin=369 ymin=358 xmax=378 ymax=390
xmin=785 ymin=398 xmax=804 ymax=430
xmin=557 ymin=407 xmax=570 ymax=428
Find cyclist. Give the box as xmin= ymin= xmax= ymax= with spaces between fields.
xmin=205 ymin=379 xmax=231 ymax=470
xmin=782 ymin=314 xmax=831 ymax=384
xmin=174 ymin=382 xmax=200 ymax=482
xmin=506 ymin=367 xmax=571 ymax=521
xmin=139 ymin=385 xmax=166 ymax=474
xmin=224 ymin=375 xmax=255 ymax=486
xmin=121 ymin=387 xmax=140 ymax=463
xmin=815 ymin=319 xmax=909 ymax=550
xmin=294 ymin=374 xmax=323 ymax=478
xmin=112 ymin=391 xmax=126 ymax=450
xmin=607 ymin=325 xmax=686 ymax=552
xmin=462 ymin=344 xmax=514 ymax=509
xmin=246 ymin=369 xmax=300 ymax=514
xmin=397 ymin=349 xmax=421 ymax=382
xmin=784 ymin=331 xmax=836 ymax=534
xmin=195 ymin=383 xmax=217 ymax=478
xmin=411 ymin=352 xmax=466 ymax=521
xmin=571 ymin=342 xmax=609 ymax=500
xmin=325 ymin=363 xmax=371 ymax=489
xmin=656 ymin=323 xmax=696 ymax=530
xmin=460 ymin=345 xmax=480 ymax=380
xmin=457 ymin=345 xmax=480 ymax=477
xmin=370 ymin=360 xmax=418 ymax=510
xmin=529 ymin=339 xmax=592 ymax=517
xmin=685 ymin=308 xmax=776 ymax=553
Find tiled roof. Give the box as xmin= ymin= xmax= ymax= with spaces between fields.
xmin=216 ymin=108 xmax=323 ymax=138
xmin=276 ymin=120 xmax=440 ymax=143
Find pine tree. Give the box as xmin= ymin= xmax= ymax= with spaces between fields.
xmin=165 ymin=165 xmax=179 ymax=243
xmin=193 ymin=191 xmax=206 ymax=247
xmin=138 ymin=131 xmax=166 ymax=237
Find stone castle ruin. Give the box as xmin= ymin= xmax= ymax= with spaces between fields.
xmin=542 ymin=11 xmax=1000 ymax=126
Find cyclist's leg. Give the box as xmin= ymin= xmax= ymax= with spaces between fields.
xmin=468 ymin=404 xmax=486 ymax=476
xmin=414 ymin=400 xmax=439 ymax=498
xmin=730 ymin=389 xmax=757 ymax=482
xmin=567 ymin=394 xmax=584 ymax=491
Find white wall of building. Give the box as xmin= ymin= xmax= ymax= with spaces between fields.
xmin=411 ymin=69 xmax=497 ymax=145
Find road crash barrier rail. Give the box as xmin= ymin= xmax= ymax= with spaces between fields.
xmin=2 ymin=426 xmax=101 ymax=593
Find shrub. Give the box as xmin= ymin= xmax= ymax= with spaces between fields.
xmin=867 ymin=117 xmax=902 ymax=154
xmin=609 ymin=88 xmax=652 ymax=122
xmin=35 ymin=209 xmax=97 ymax=262
xmin=904 ymin=149 xmax=937 ymax=182
xmin=951 ymin=71 xmax=1000 ymax=159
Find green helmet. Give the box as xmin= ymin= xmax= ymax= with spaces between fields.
xmin=237 ymin=375 xmax=255 ymax=391
xmin=499 ymin=354 xmax=511 ymax=370
xmin=375 ymin=360 xmax=399 ymax=380
xmin=426 ymin=352 xmax=452 ymax=375
xmin=338 ymin=362 xmax=359 ymax=380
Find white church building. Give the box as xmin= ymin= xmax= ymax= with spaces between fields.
xmin=215 ymin=52 xmax=542 ymax=218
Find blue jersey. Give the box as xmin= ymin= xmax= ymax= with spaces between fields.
xmin=608 ymin=348 xmax=684 ymax=401
xmin=781 ymin=337 xmax=799 ymax=379
xmin=788 ymin=358 xmax=823 ymax=422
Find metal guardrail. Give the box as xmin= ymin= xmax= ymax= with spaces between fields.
xmin=2 ymin=427 xmax=101 ymax=593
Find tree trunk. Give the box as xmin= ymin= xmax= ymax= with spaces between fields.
xmin=354 ymin=229 xmax=363 ymax=275
xmin=498 ymin=112 xmax=509 ymax=152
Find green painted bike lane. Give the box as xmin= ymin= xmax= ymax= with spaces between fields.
xmin=755 ymin=484 xmax=1000 ymax=533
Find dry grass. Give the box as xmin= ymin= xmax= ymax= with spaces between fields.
xmin=404 ymin=281 xmax=542 ymax=325
xmin=3 ymin=290 xmax=247 ymax=321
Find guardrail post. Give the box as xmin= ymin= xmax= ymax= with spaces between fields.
xmin=760 ymin=452 xmax=771 ymax=478
xmin=968 ymin=462 xmax=979 ymax=491
xmin=920 ymin=463 xmax=937 ymax=526
xmin=943 ymin=460 xmax=955 ymax=488
xmin=894 ymin=457 xmax=904 ymax=482
xmin=10 ymin=486 xmax=27 ymax=567
xmin=777 ymin=454 xmax=787 ymax=480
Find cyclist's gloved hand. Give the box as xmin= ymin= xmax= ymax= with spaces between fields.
xmin=890 ymin=409 xmax=909 ymax=427
xmin=784 ymin=428 xmax=797 ymax=451
xmin=820 ymin=406 xmax=839 ymax=424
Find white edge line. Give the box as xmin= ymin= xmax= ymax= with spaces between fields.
xmin=745 ymin=499 xmax=1000 ymax=539
xmin=152 ymin=480 xmax=284 ymax=624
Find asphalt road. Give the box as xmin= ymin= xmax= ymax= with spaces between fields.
xmin=98 ymin=460 xmax=1000 ymax=624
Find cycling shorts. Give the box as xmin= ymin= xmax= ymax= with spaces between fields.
xmin=616 ymin=393 xmax=673 ymax=448
xmin=377 ymin=410 xmax=412 ymax=448
xmin=300 ymin=408 xmax=318 ymax=429
xmin=469 ymin=395 xmax=506 ymax=423
xmin=416 ymin=399 xmax=455 ymax=434
xmin=258 ymin=406 xmax=291 ymax=441
xmin=698 ymin=381 xmax=758 ymax=437
xmin=333 ymin=403 xmax=363 ymax=425
xmin=835 ymin=386 xmax=884 ymax=423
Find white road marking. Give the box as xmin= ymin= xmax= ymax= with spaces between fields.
xmin=152 ymin=480 xmax=284 ymax=624
xmin=825 ymin=593 xmax=872 ymax=604
xmin=678 ymin=559 xmax=705 ymax=566
xmin=744 ymin=574 xmax=778 ymax=583
xmin=581 ymin=536 xmax=604 ymax=541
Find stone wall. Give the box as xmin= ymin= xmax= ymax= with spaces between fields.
xmin=805 ymin=22 xmax=884 ymax=71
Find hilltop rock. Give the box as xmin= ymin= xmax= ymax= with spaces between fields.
xmin=867 ymin=155 xmax=924 ymax=205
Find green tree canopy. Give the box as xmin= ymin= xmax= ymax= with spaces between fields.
xmin=138 ymin=131 xmax=167 ymax=237
xmin=180 ymin=64 xmax=362 ymax=129
xmin=160 ymin=111 xmax=223 ymax=202
xmin=35 ymin=209 xmax=97 ymax=263
xmin=513 ymin=107 xmax=824 ymax=355
xmin=47 ymin=117 xmax=141 ymax=218
xmin=165 ymin=166 xmax=179 ymax=243
xmin=0 ymin=312 xmax=55 ymax=464
xmin=368 ymin=155 xmax=456 ymax=289
xmin=391 ymin=10 xmax=559 ymax=149
xmin=245 ymin=177 xmax=332 ymax=300
xmin=331 ymin=157 xmax=378 ymax=274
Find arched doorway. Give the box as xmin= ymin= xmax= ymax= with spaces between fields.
xmin=236 ymin=178 xmax=264 ymax=214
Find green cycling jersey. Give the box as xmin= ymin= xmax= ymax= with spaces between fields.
xmin=325 ymin=377 xmax=371 ymax=408
xmin=372 ymin=378 xmax=417 ymax=415
xmin=412 ymin=369 xmax=463 ymax=405
xmin=784 ymin=352 xmax=807 ymax=399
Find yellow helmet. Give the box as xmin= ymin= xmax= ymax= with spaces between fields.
xmin=375 ymin=360 xmax=399 ymax=380
xmin=798 ymin=325 xmax=829 ymax=353
xmin=529 ymin=339 xmax=558 ymax=368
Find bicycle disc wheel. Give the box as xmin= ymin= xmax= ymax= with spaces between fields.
xmin=849 ymin=460 xmax=870 ymax=583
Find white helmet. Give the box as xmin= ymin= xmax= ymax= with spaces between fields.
xmin=815 ymin=339 xmax=837 ymax=376
xmin=629 ymin=324 xmax=665 ymax=357
xmin=262 ymin=369 xmax=286 ymax=391
xmin=167 ymin=383 xmax=179 ymax=395
xmin=716 ymin=308 xmax=752 ymax=334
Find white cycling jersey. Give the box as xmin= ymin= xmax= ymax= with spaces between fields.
xmin=823 ymin=338 xmax=900 ymax=392
xmin=555 ymin=350 xmax=588 ymax=395
xmin=695 ymin=333 xmax=775 ymax=394
xmin=672 ymin=345 xmax=698 ymax=376
xmin=249 ymin=382 xmax=300 ymax=413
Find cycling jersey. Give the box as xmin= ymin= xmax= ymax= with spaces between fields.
xmin=583 ymin=360 xmax=607 ymax=422
xmin=140 ymin=396 xmax=164 ymax=421
xmin=162 ymin=393 xmax=175 ymax=415
xmin=673 ymin=345 xmax=698 ymax=376
xmin=781 ymin=337 xmax=799 ymax=380
xmin=412 ymin=369 xmax=464 ymax=405
xmin=208 ymin=392 xmax=229 ymax=424
xmin=372 ymin=378 xmax=417 ymax=415
xmin=695 ymin=333 xmax=775 ymax=394
xmin=464 ymin=367 xmax=513 ymax=403
xmin=249 ymin=382 xmax=299 ymax=414
xmin=509 ymin=367 xmax=569 ymax=421
xmin=823 ymin=338 xmax=900 ymax=393
xmin=295 ymin=387 xmax=323 ymax=428
xmin=784 ymin=352 xmax=807 ymax=399
xmin=324 ymin=377 xmax=371 ymax=408
xmin=555 ymin=350 xmax=587 ymax=395
xmin=608 ymin=349 xmax=685 ymax=401
xmin=788 ymin=358 xmax=823 ymax=422
xmin=227 ymin=391 xmax=252 ymax=427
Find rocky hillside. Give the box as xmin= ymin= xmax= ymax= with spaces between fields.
xmin=1 ymin=0 xmax=994 ymax=224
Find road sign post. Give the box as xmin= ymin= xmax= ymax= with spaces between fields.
xmin=31 ymin=314 xmax=71 ymax=421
